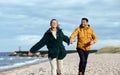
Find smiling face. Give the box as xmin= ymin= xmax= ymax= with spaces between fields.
xmin=80 ymin=18 xmax=89 ymax=28
xmin=81 ymin=20 xmax=88 ymax=27
xmin=51 ymin=20 xmax=58 ymax=28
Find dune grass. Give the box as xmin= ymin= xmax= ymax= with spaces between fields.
xmin=96 ymin=46 xmax=120 ymax=54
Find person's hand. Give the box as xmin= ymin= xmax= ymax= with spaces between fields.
xmin=70 ymin=38 xmax=74 ymax=44
xmin=90 ymin=40 xmax=94 ymax=45
xmin=28 ymin=51 xmax=33 ymax=56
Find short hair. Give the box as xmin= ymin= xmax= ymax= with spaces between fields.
xmin=82 ymin=18 xmax=88 ymax=22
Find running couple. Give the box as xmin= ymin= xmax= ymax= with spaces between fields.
xmin=28 ymin=18 xmax=98 ymax=75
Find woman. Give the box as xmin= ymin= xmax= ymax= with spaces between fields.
xmin=28 ymin=19 xmax=69 ymax=75
xmin=70 ymin=18 xmax=98 ymax=75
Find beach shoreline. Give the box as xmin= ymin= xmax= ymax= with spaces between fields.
xmin=0 ymin=59 xmax=49 ymax=73
xmin=0 ymin=53 xmax=120 ymax=75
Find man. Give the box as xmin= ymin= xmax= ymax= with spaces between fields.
xmin=70 ymin=18 xmax=98 ymax=75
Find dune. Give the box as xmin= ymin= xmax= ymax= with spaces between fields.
xmin=96 ymin=46 xmax=120 ymax=54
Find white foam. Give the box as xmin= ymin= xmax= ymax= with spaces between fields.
xmin=0 ymin=58 xmax=4 ymax=60
xmin=0 ymin=58 xmax=48 ymax=71
xmin=9 ymin=57 xmax=14 ymax=60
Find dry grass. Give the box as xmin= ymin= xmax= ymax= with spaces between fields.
xmin=96 ymin=46 xmax=120 ymax=54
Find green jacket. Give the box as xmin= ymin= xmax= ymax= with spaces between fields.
xmin=30 ymin=28 xmax=69 ymax=59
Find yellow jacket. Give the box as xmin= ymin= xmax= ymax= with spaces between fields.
xmin=70 ymin=26 xmax=98 ymax=51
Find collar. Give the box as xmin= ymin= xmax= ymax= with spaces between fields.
xmin=46 ymin=28 xmax=62 ymax=34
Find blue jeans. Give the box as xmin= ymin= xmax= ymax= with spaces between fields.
xmin=77 ymin=48 xmax=89 ymax=72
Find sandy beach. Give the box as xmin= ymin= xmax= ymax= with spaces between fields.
xmin=0 ymin=53 xmax=120 ymax=75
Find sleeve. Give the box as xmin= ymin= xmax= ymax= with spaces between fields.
xmin=61 ymin=30 xmax=70 ymax=45
xmin=91 ymin=29 xmax=98 ymax=43
xmin=30 ymin=33 xmax=48 ymax=53
xmin=70 ymin=28 xmax=79 ymax=39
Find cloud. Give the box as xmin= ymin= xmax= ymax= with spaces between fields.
xmin=0 ymin=34 xmax=47 ymax=52
xmin=0 ymin=0 xmax=120 ymax=52
xmin=92 ymin=39 xmax=120 ymax=49
xmin=0 ymin=0 xmax=37 ymax=6
xmin=16 ymin=35 xmax=42 ymax=45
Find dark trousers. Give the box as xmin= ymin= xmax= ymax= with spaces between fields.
xmin=77 ymin=48 xmax=89 ymax=72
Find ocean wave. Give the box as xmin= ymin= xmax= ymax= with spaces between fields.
xmin=0 ymin=58 xmax=4 ymax=60
xmin=0 ymin=57 xmax=48 ymax=71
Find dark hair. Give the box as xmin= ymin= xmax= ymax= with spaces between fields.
xmin=82 ymin=18 xmax=88 ymax=22
xmin=50 ymin=19 xmax=60 ymax=29
xmin=50 ymin=19 xmax=57 ymax=26
xmin=80 ymin=18 xmax=90 ymax=27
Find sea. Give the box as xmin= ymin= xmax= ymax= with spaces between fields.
xmin=0 ymin=52 xmax=48 ymax=71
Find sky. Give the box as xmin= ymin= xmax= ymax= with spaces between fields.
xmin=0 ymin=0 xmax=120 ymax=52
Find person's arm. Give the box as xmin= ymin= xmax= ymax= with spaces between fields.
xmin=29 ymin=33 xmax=48 ymax=53
xmin=90 ymin=29 xmax=98 ymax=45
xmin=61 ymin=31 xmax=70 ymax=45
xmin=70 ymin=28 xmax=79 ymax=44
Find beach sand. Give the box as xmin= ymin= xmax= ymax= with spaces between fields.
xmin=0 ymin=53 xmax=120 ymax=75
